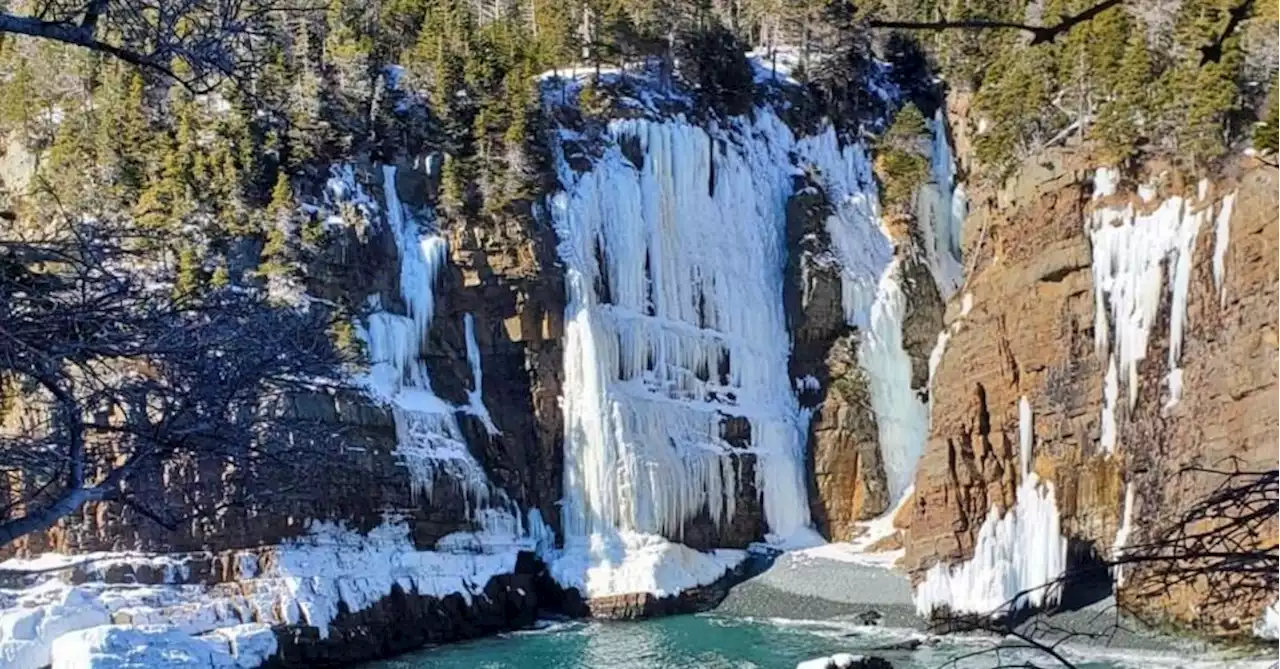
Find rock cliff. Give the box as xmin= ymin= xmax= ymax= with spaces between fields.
xmin=905 ymin=130 xmax=1278 ymax=635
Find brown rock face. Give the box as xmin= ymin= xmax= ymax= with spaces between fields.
xmin=1116 ymin=165 xmax=1279 ymax=635
xmin=905 ymin=148 xmax=1277 ymax=636
xmin=784 ymin=176 xmax=890 ymax=541
xmin=3 ymin=160 xmax=567 ymax=559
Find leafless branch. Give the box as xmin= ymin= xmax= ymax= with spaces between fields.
xmin=867 ymin=0 xmax=1125 ymax=45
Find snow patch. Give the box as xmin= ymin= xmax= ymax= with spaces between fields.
xmin=546 ymin=531 xmax=746 ymax=599
xmin=1253 ymin=600 xmax=1279 ymax=640
xmin=796 ymin=653 xmax=869 ymax=669
xmin=50 ymin=624 xmax=275 ymax=669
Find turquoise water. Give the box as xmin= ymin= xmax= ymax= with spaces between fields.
xmin=360 ymin=614 xmax=1248 ymax=669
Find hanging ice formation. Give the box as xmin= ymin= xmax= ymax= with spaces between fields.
xmin=550 ymin=113 xmax=825 ymax=548
xmin=832 ymin=111 xmax=965 ymax=507
xmin=913 ymin=397 xmax=1067 ymax=616
xmin=361 ymin=165 xmax=517 ymax=529
xmin=1088 ymin=169 xmax=1239 ymax=447
xmin=913 ymin=110 xmax=968 ymax=301
xmin=547 ymin=91 xmax=966 ymax=562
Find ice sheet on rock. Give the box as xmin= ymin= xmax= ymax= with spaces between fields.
xmin=1253 ymin=600 xmax=1279 ymax=639
xmin=913 ymin=399 xmax=1067 ymax=617
xmin=361 ymin=166 xmax=509 ymax=515
xmin=912 ymin=110 xmax=967 ymax=300
xmin=857 ymin=260 xmax=929 ymax=505
xmin=462 ymin=313 xmax=499 ymax=435
xmin=550 ymin=112 xmax=819 ymax=544
xmin=1211 ymin=191 xmax=1236 ymax=306
xmin=547 ymin=531 xmax=746 ymax=599
xmin=1088 ymin=177 xmax=1235 ymax=419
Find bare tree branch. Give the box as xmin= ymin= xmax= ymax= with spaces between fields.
xmin=0 ymin=216 xmax=356 ymax=549
xmin=867 ymin=0 xmax=1125 ymax=45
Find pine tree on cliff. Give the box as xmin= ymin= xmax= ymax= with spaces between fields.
xmin=874 ymin=102 xmax=930 ymax=212
xmin=1254 ymin=78 xmax=1279 ymax=153
xmin=1092 ymin=27 xmax=1153 ymax=164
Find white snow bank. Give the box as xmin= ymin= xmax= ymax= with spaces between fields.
xmin=796 ymin=486 xmax=913 ymax=569
xmin=268 ymin=519 xmax=520 ymax=636
xmin=546 ymin=531 xmax=746 ymax=599
xmin=913 ymin=398 xmax=1067 ymax=616
xmin=1 ymin=586 xmax=110 ymax=669
xmin=1 ymin=519 xmax=522 ymax=669
xmin=51 ymin=624 xmax=276 ymax=669
xmin=1253 ymin=600 xmax=1279 ymax=640
xmin=0 ymin=552 xmax=192 ymax=583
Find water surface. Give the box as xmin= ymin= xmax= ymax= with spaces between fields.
xmin=363 ymin=613 xmax=1263 ymax=669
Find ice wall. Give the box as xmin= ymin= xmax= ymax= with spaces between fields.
xmin=914 ymin=110 xmax=968 ymax=301
xmin=914 ymin=397 xmax=1067 ymax=616
xmin=546 ymin=89 xmax=967 ymax=594
xmin=1088 ymin=170 xmax=1239 ymax=443
xmin=550 ymin=113 xmax=821 ymax=546
xmin=361 ymin=165 xmax=517 ymax=524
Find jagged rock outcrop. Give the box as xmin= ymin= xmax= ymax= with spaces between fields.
xmin=786 ymin=175 xmax=890 ymax=541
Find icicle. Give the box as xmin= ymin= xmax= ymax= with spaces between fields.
xmin=463 ymin=313 xmax=499 ymax=435
xmin=1211 ymin=192 xmax=1236 ymax=306
xmin=1088 ymin=174 xmax=1217 ymax=414
xmin=1019 ymin=396 xmax=1033 ymax=476
xmin=1099 ymin=355 xmax=1119 ymax=453
xmin=1112 ymin=483 xmax=1136 ymax=586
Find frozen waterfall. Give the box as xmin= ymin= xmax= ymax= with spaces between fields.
xmin=550 ymin=113 xmax=819 ymax=546
xmin=360 ymin=165 xmax=517 ymax=525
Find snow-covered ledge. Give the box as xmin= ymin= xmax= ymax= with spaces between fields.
xmin=0 ymin=517 xmax=531 ymax=669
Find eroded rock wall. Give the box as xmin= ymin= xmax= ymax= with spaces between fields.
xmin=904 ymin=141 xmax=1277 ymax=635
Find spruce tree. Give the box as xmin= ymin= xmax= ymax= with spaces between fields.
xmin=173 ymin=245 xmax=203 ymax=300
xmin=1254 ymin=79 xmax=1279 ymax=154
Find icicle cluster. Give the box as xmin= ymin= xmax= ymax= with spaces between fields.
xmin=913 ymin=397 xmax=1067 ymax=617
xmin=362 ymin=165 xmax=510 ymax=520
xmin=550 ymin=113 xmax=820 ymax=545
xmin=1088 ymin=169 xmax=1239 ymax=446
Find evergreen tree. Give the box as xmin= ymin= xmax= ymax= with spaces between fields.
xmin=173 ymin=245 xmax=202 ymax=299
xmin=875 ymin=103 xmax=930 ymax=210
xmin=1092 ymin=28 xmax=1153 ymax=164
xmin=1253 ymin=79 xmax=1279 ymax=153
